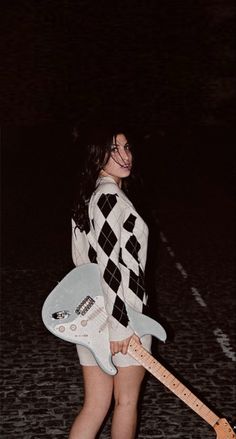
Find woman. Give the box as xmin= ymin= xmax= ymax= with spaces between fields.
xmin=69 ymin=124 xmax=152 ymax=439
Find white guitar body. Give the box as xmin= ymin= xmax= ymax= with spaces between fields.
xmin=42 ymin=263 xmax=167 ymax=375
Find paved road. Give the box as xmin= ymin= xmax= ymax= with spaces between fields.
xmin=1 ymin=197 xmax=235 ymax=439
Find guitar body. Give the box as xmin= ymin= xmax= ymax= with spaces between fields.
xmin=42 ymin=263 xmax=167 ymax=375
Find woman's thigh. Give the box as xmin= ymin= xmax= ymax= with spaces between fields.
xmin=113 ymin=366 xmax=146 ymax=404
xmin=82 ymin=365 xmax=114 ymax=410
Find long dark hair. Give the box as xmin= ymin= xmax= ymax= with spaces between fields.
xmin=72 ymin=123 xmax=136 ymax=232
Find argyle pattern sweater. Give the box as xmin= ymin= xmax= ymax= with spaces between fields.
xmin=72 ymin=176 xmax=149 ymax=341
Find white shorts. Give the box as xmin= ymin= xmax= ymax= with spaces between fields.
xmin=76 ymin=334 xmax=152 ymax=368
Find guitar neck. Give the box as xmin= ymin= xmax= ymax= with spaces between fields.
xmin=128 ymin=337 xmax=219 ymax=428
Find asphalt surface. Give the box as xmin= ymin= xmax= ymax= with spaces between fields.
xmin=1 ymin=196 xmax=235 ymax=439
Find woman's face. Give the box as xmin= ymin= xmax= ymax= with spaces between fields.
xmin=101 ymin=133 xmax=133 ymax=184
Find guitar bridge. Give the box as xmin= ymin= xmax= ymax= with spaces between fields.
xmin=76 ymin=296 xmax=95 ymax=316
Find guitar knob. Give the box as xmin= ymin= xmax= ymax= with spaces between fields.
xmin=70 ymin=324 xmax=77 ymax=331
xmin=58 ymin=325 xmax=65 ymax=332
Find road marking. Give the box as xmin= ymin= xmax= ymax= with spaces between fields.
xmin=175 ymin=262 xmax=188 ymax=279
xmin=214 ymin=328 xmax=236 ymax=362
xmin=190 ymin=287 xmax=207 ymax=308
xmin=159 ymin=228 xmax=236 ymax=362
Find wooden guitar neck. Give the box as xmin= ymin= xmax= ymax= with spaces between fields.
xmin=128 ymin=337 xmax=236 ymax=438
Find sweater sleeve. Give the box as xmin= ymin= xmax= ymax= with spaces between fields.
xmin=90 ymin=189 xmax=134 ymax=341
xmin=71 ymin=219 xmax=91 ymax=266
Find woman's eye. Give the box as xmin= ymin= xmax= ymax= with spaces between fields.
xmin=125 ymin=144 xmax=131 ymax=150
xmin=111 ymin=146 xmax=118 ymax=153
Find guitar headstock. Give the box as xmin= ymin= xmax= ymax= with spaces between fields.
xmin=214 ymin=418 xmax=236 ymax=439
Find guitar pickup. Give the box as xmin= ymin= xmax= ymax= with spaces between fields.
xmin=76 ymin=296 xmax=95 ymax=316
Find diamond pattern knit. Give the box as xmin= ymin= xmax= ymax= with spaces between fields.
xmin=72 ymin=176 xmax=149 ymax=342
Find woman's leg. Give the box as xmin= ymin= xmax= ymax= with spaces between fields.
xmin=68 ymin=365 xmax=113 ymax=439
xmin=111 ymin=366 xmax=146 ymax=439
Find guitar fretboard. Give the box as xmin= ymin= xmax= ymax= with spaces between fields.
xmin=128 ymin=338 xmax=219 ymax=427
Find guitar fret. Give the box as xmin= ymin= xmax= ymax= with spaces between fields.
xmin=150 ymin=360 xmax=161 ymax=371
xmin=156 ymin=365 xmax=165 ymax=377
xmin=198 ymin=406 xmax=219 ymax=427
xmin=160 ymin=370 xmax=171 ymax=380
xmin=179 ymin=388 xmax=192 ymax=402
xmin=168 ymin=377 xmax=181 ymax=390
xmin=165 ymin=375 xmax=180 ymax=392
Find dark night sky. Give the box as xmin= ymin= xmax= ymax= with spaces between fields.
xmin=1 ymin=0 xmax=235 ymax=267
xmin=0 ymin=0 xmax=235 ymax=126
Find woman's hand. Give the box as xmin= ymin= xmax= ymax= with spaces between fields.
xmin=110 ymin=334 xmax=141 ymax=355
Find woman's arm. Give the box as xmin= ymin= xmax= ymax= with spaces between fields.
xmin=91 ymin=189 xmax=134 ymax=345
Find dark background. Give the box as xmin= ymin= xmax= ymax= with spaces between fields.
xmin=1 ymin=0 xmax=235 ymax=268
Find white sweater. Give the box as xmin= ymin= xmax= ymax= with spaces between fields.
xmin=72 ymin=175 xmax=149 ymax=341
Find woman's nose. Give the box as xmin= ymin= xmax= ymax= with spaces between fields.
xmin=120 ymin=149 xmax=130 ymax=161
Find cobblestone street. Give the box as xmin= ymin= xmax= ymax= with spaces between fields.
xmin=1 ymin=196 xmax=235 ymax=439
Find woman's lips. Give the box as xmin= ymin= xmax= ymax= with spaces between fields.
xmin=121 ymin=163 xmax=131 ymax=169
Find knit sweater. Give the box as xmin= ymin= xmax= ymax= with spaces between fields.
xmin=72 ymin=175 xmax=149 ymax=341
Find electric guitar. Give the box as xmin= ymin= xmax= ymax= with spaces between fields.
xmin=42 ymin=263 xmax=235 ymax=438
